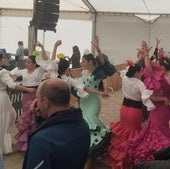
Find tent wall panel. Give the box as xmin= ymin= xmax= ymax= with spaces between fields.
xmin=95 ymin=15 xmax=149 ymax=64
xmin=95 ymin=15 xmax=170 ymax=64
xmin=150 ymin=16 xmax=170 ymax=54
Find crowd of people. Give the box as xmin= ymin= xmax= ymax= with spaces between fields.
xmin=0 ymin=36 xmax=170 ymax=169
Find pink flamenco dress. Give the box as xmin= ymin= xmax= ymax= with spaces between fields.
xmin=122 ymin=62 xmax=170 ymax=165
xmin=102 ymin=74 xmax=155 ymax=169
xmin=13 ymin=92 xmax=36 ymax=151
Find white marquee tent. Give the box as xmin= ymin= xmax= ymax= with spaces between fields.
xmin=1 ymin=0 xmax=170 ymax=64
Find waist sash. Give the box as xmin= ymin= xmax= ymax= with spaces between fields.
xmin=123 ymin=97 xmax=142 ymax=109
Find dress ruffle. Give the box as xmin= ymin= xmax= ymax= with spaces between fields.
xmin=122 ymin=118 xmax=170 ymax=164
xmin=83 ymin=114 xmax=105 ymax=130
xmin=141 ymin=89 xmax=155 ymax=111
xmin=143 ymin=62 xmax=165 ymax=91
xmin=93 ymin=54 xmax=116 ymax=79
xmin=0 ymin=69 xmax=8 ymax=77
xmin=14 ymin=111 xmax=35 ymax=151
xmin=102 ymin=121 xmax=142 ymax=169
xmin=89 ymin=128 xmax=110 ymax=157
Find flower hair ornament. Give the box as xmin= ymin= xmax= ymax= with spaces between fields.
xmin=126 ymin=59 xmax=135 ymax=67
xmin=57 ymin=53 xmax=65 ymax=59
xmin=32 ymin=50 xmax=40 ymax=57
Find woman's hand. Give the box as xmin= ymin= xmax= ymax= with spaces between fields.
xmin=99 ymin=91 xmax=110 ymax=99
xmin=26 ymin=87 xmax=37 ymax=94
xmin=141 ymin=41 xmax=152 ymax=56
xmin=156 ymin=38 xmax=161 ymax=47
xmin=54 ymin=40 xmax=62 ymax=47
xmin=91 ymin=36 xmax=100 ymax=50
xmin=162 ymin=97 xmax=170 ymax=106
xmin=35 ymin=41 xmax=43 ymax=48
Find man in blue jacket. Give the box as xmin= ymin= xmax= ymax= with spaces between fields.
xmin=22 ymin=78 xmax=90 ymax=169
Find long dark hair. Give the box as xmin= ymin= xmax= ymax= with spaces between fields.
xmin=159 ymin=57 xmax=170 ymax=71
xmin=82 ymin=53 xmax=96 ymax=66
xmin=73 ymin=46 xmax=80 ymax=58
xmin=28 ymin=55 xmax=39 ymax=67
xmin=82 ymin=54 xmax=104 ymax=91
xmin=57 ymin=58 xmax=70 ymax=78
xmin=126 ymin=64 xmax=141 ymax=77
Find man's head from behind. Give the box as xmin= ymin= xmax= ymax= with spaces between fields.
xmin=36 ymin=78 xmax=70 ymax=118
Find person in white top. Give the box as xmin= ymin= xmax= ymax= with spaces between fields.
xmin=10 ymin=49 xmax=49 ymax=151
xmin=102 ymin=62 xmax=156 ymax=169
xmin=0 ymin=53 xmax=36 ymax=167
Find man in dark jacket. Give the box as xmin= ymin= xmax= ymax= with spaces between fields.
xmin=135 ymin=160 xmax=170 ymax=169
xmin=22 ymin=78 xmax=90 ymax=169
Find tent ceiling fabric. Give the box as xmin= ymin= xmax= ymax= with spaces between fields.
xmin=0 ymin=0 xmax=89 ymax=11
xmin=89 ymin=0 xmax=170 ymax=15
xmin=1 ymin=0 xmax=170 ymax=15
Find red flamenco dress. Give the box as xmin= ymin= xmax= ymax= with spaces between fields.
xmin=102 ymin=73 xmax=155 ymax=169
xmin=122 ymin=62 xmax=170 ymax=164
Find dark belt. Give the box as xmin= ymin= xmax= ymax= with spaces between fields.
xmin=123 ymin=97 xmax=142 ymax=109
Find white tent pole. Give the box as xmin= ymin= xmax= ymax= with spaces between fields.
xmin=28 ymin=26 xmax=37 ymax=55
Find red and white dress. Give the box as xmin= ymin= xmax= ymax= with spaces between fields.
xmin=102 ymin=74 xmax=155 ymax=169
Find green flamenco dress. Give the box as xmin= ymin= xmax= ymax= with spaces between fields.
xmin=80 ymin=70 xmax=110 ymax=157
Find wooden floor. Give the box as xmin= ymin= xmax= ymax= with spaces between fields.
xmin=4 ymin=89 xmax=123 ymax=169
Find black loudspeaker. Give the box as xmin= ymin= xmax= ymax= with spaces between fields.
xmin=30 ymin=0 xmax=60 ymax=32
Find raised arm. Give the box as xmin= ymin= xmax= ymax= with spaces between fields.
xmin=51 ymin=40 xmax=62 ymax=60
xmin=91 ymin=36 xmax=105 ymax=65
xmin=155 ymin=37 xmax=161 ymax=49
xmin=35 ymin=41 xmax=48 ymax=61
xmin=150 ymin=38 xmax=161 ymax=61
xmin=142 ymin=41 xmax=153 ymax=75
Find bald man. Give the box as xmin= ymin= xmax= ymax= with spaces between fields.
xmin=22 ymin=78 xmax=90 ymax=169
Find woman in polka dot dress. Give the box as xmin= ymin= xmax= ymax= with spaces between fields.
xmin=80 ymin=36 xmax=116 ymax=168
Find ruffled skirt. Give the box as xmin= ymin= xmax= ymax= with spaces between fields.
xmin=122 ymin=117 xmax=170 ymax=164
xmin=0 ymin=90 xmax=16 ymax=154
xmin=102 ymin=105 xmax=143 ymax=169
xmin=14 ymin=93 xmax=36 ymax=151
xmin=80 ymin=94 xmax=110 ymax=157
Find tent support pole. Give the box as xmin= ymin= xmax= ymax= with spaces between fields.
xmin=28 ymin=26 xmax=37 ymax=56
